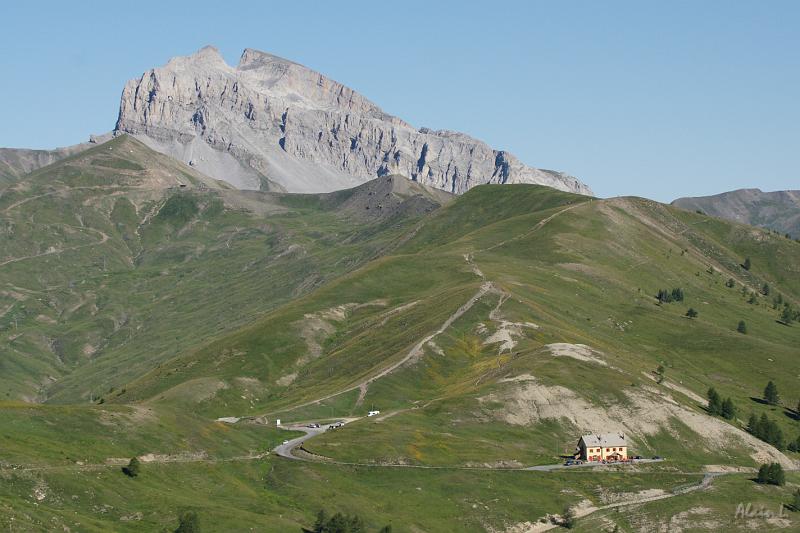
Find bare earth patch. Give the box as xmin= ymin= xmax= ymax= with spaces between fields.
xmin=482 ymin=375 xmax=795 ymax=468
xmin=545 ymin=343 xmax=607 ymax=366
xmin=642 ymin=372 xmax=706 ymax=404
xmin=702 ymin=465 xmax=755 ymax=473
xmin=630 ymin=506 xmax=722 ymax=533
xmin=481 ymin=295 xmax=539 ymax=353
xmin=597 ymin=487 xmax=666 ymax=505
xmin=276 ymin=303 xmax=362 ymax=385
xmin=426 ymin=340 xmax=445 ymax=356
xmin=278 ymin=300 xmax=391 ymax=386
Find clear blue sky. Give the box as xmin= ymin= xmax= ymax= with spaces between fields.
xmin=2 ymin=1 xmax=797 ymax=201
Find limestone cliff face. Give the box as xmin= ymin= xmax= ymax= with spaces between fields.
xmin=115 ymin=46 xmax=593 ymax=195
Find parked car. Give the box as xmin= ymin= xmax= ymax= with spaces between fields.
xmin=282 ymin=440 xmax=289 ymax=445
xmin=652 ymin=455 xmax=662 ymax=460
xmin=633 ymin=455 xmax=642 ymax=460
xmin=564 ymin=460 xmax=575 ymax=466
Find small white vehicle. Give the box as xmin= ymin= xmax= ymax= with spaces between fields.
xmin=282 ymin=440 xmax=289 ymax=445
xmin=367 ymin=410 xmax=380 ymax=417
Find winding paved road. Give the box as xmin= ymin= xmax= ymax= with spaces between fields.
xmin=273 ymin=426 xmax=328 ymax=460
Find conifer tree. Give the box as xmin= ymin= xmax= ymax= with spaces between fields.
xmin=707 ymin=388 xmax=722 ymax=416
xmin=562 ymin=506 xmax=575 ymax=529
xmin=721 ymin=398 xmax=736 ymax=420
xmin=768 ymin=463 xmax=786 ymax=486
xmin=765 ymin=380 xmax=780 ymax=405
xmin=122 ymin=456 xmax=140 ymax=478
xmin=757 ymin=463 xmax=770 ymax=483
xmin=175 ymin=511 xmax=200 ymax=533
xmin=758 ymin=413 xmax=770 ymax=439
xmin=747 ymin=413 xmax=758 ymax=434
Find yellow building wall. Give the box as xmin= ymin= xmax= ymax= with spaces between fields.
xmin=581 ymin=445 xmax=627 ymax=461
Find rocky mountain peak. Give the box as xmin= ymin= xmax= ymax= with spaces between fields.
xmin=164 ymin=45 xmax=229 ymax=71
xmin=238 ymin=47 xmax=298 ymax=70
xmin=235 ymin=48 xmax=389 ymax=119
xmin=115 ymin=45 xmax=593 ymax=196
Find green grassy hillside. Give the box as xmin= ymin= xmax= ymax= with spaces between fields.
xmin=115 ymin=188 xmax=800 ymax=471
xmin=0 ymin=136 xmax=444 ymax=403
xmin=2 ymin=167 xmax=799 ymax=530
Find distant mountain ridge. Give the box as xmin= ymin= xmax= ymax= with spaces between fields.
xmin=114 ymin=46 xmax=593 ymax=196
xmin=0 ymin=133 xmax=112 ymax=186
xmin=672 ymin=188 xmax=800 ymax=238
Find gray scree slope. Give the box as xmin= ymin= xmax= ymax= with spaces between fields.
xmin=114 ymin=46 xmax=593 ymax=195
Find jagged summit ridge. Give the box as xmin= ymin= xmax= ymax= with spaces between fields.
xmin=115 ymin=46 xmax=593 ymax=195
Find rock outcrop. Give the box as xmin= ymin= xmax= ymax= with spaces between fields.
xmin=115 ymin=46 xmax=593 ymax=196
